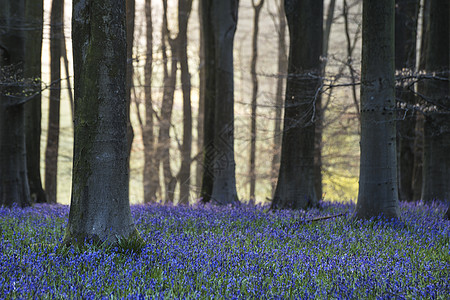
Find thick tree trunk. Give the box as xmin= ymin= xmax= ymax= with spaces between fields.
xmin=64 ymin=0 xmax=138 ymax=245
xmin=355 ymin=0 xmax=400 ymax=219
xmin=178 ymin=0 xmax=193 ymax=205
xmin=209 ymin=0 xmax=240 ymax=205
xmin=45 ymin=0 xmax=64 ymax=204
xmin=0 ymin=0 xmax=31 ymax=208
xmin=249 ymin=0 xmax=264 ymax=200
xmin=143 ymin=0 xmax=158 ymax=203
xmin=24 ymin=0 xmax=46 ymax=203
xmin=271 ymin=0 xmax=322 ymax=210
xmin=421 ymin=0 xmax=449 ymax=203
xmin=395 ymin=0 xmax=419 ymax=202
xmin=271 ymin=0 xmax=287 ymax=195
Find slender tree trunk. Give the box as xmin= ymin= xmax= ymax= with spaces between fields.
xmin=271 ymin=0 xmax=287 ymax=195
xmin=65 ymin=0 xmax=138 ymax=245
xmin=421 ymin=0 xmax=449 ymax=202
xmin=314 ymin=0 xmax=336 ymax=201
xmin=200 ymin=0 xmax=216 ymax=203
xmin=355 ymin=0 xmax=400 ymax=219
xmin=156 ymin=0 xmax=177 ymax=203
xmin=24 ymin=0 xmax=46 ymax=203
xmin=143 ymin=0 xmax=158 ymax=203
xmin=126 ymin=0 xmax=135 ymax=163
xmin=45 ymin=0 xmax=64 ymax=204
xmin=249 ymin=0 xmax=264 ymax=200
xmin=0 ymin=0 xmax=32 ymax=207
xmin=178 ymin=0 xmax=193 ymax=205
xmin=271 ymin=0 xmax=323 ymax=210
xmin=196 ymin=0 xmax=205 ymax=196
xmin=395 ymin=0 xmax=420 ymax=201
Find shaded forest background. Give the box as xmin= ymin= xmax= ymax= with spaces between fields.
xmin=39 ymin=0 xmax=368 ymax=205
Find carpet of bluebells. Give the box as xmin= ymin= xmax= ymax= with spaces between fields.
xmin=0 ymin=201 xmax=449 ymax=299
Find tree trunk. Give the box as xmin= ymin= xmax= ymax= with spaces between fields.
xmin=355 ymin=0 xmax=400 ymax=219
xmin=24 ymin=0 xmax=46 ymax=203
xmin=395 ymin=0 xmax=419 ymax=202
xmin=271 ymin=0 xmax=287 ymax=195
xmin=208 ymin=0 xmax=240 ymax=205
xmin=126 ymin=0 xmax=135 ymax=164
xmin=200 ymin=0 xmax=216 ymax=203
xmin=271 ymin=0 xmax=322 ymax=210
xmin=249 ymin=0 xmax=264 ymax=200
xmin=421 ymin=0 xmax=449 ymax=202
xmin=64 ymin=0 xmax=138 ymax=245
xmin=0 ymin=0 xmax=31 ymax=208
xmin=45 ymin=0 xmax=64 ymax=204
xmin=156 ymin=0 xmax=177 ymax=203
xmin=143 ymin=0 xmax=158 ymax=203
xmin=178 ymin=0 xmax=193 ymax=205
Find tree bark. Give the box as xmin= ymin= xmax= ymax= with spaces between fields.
xmin=24 ymin=0 xmax=46 ymax=203
xmin=64 ymin=0 xmax=138 ymax=245
xmin=178 ymin=0 xmax=193 ymax=205
xmin=355 ymin=0 xmax=400 ymax=219
xmin=249 ymin=0 xmax=264 ymax=200
xmin=271 ymin=0 xmax=322 ymax=210
xmin=395 ymin=0 xmax=419 ymax=202
xmin=271 ymin=0 xmax=287 ymax=195
xmin=421 ymin=0 xmax=449 ymax=202
xmin=143 ymin=0 xmax=158 ymax=203
xmin=45 ymin=0 xmax=64 ymax=204
xmin=196 ymin=0 xmax=205 ymax=196
xmin=0 ymin=0 xmax=31 ymax=208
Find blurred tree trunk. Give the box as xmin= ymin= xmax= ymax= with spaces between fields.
xmin=355 ymin=0 xmax=400 ymax=219
xmin=271 ymin=0 xmax=323 ymax=210
xmin=249 ymin=0 xmax=264 ymax=200
xmin=45 ymin=0 xmax=64 ymax=204
xmin=143 ymin=0 xmax=158 ymax=203
xmin=421 ymin=0 xmax=449 ymax=202
xmin=200 ymin=0 xmax=240 ymax=205
xmin=314 ymin=0 xmax=336 ymax=201
xmin=24 ymin=0 xmax=46 ymax=203
xmin=156 ymin=0 xmax=177 ymax=203
xmin=178 ymin=0 xmax=193 ymax=205
xmin=196 ymin=0 xmax=205 ymax=196
xmin=271 ymin=0 xmax=287 ymax=195
xmin=395 ymin=0 xmax=419 ymax=202
xmin=0 ymin=0 xmax=32 ymax=207
xmin=65 ymin=0 xmax=139 ymax=245
xmin=126 ymin=0 xmax=135 ymax=164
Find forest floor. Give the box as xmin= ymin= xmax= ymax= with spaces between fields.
xmin=0 ymin=201 xmax=449 ymax=299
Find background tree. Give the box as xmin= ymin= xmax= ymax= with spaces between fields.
xmin=355 ymin=0 xmax=400 ymax=219
xmin=0 ymin=0 xmax=32 ymax=208
xmin=126 ymin=0 xmax=135 ymax=163
xmin=142 ymin=0 xmax=157 ymax=203
xmin=420 ymin=0 xmax=449 ymax=202
xmin=395 ymin=0 xmax=419 ymax=201
xmin=201 ymin=0 xmax=240 ymax=205
xmin=45 ymin=0 xmax=64 ymax=204
xmin=64 ymin=0 xmax=138 ymax=244
xmin=271 ymin=0 xmax=323 ymax=209
xmin=177 ymin=0 xmax=193 ymax=205
xmin=249 ymin=0 xmax=264 ymax=200
xmin=24 ymin=0 xmax=46 ymax=203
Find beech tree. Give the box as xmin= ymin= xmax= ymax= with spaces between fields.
xmin=420 ymin=0 xmax=449 ymax=203
xmin=271 ymin=0 xmax=323 ymax=210
xmin=200 ymin=0 xmax=240 ymax=205
xmin=355 ymin=0 xmax=400 ymax=219
xmin=24 ymin=0 xmax=46 ymax=203
xmin=0 ymin=0 xmax=32 ymax=207
xmin=64 ymin=0 xmax=139 ymax=244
